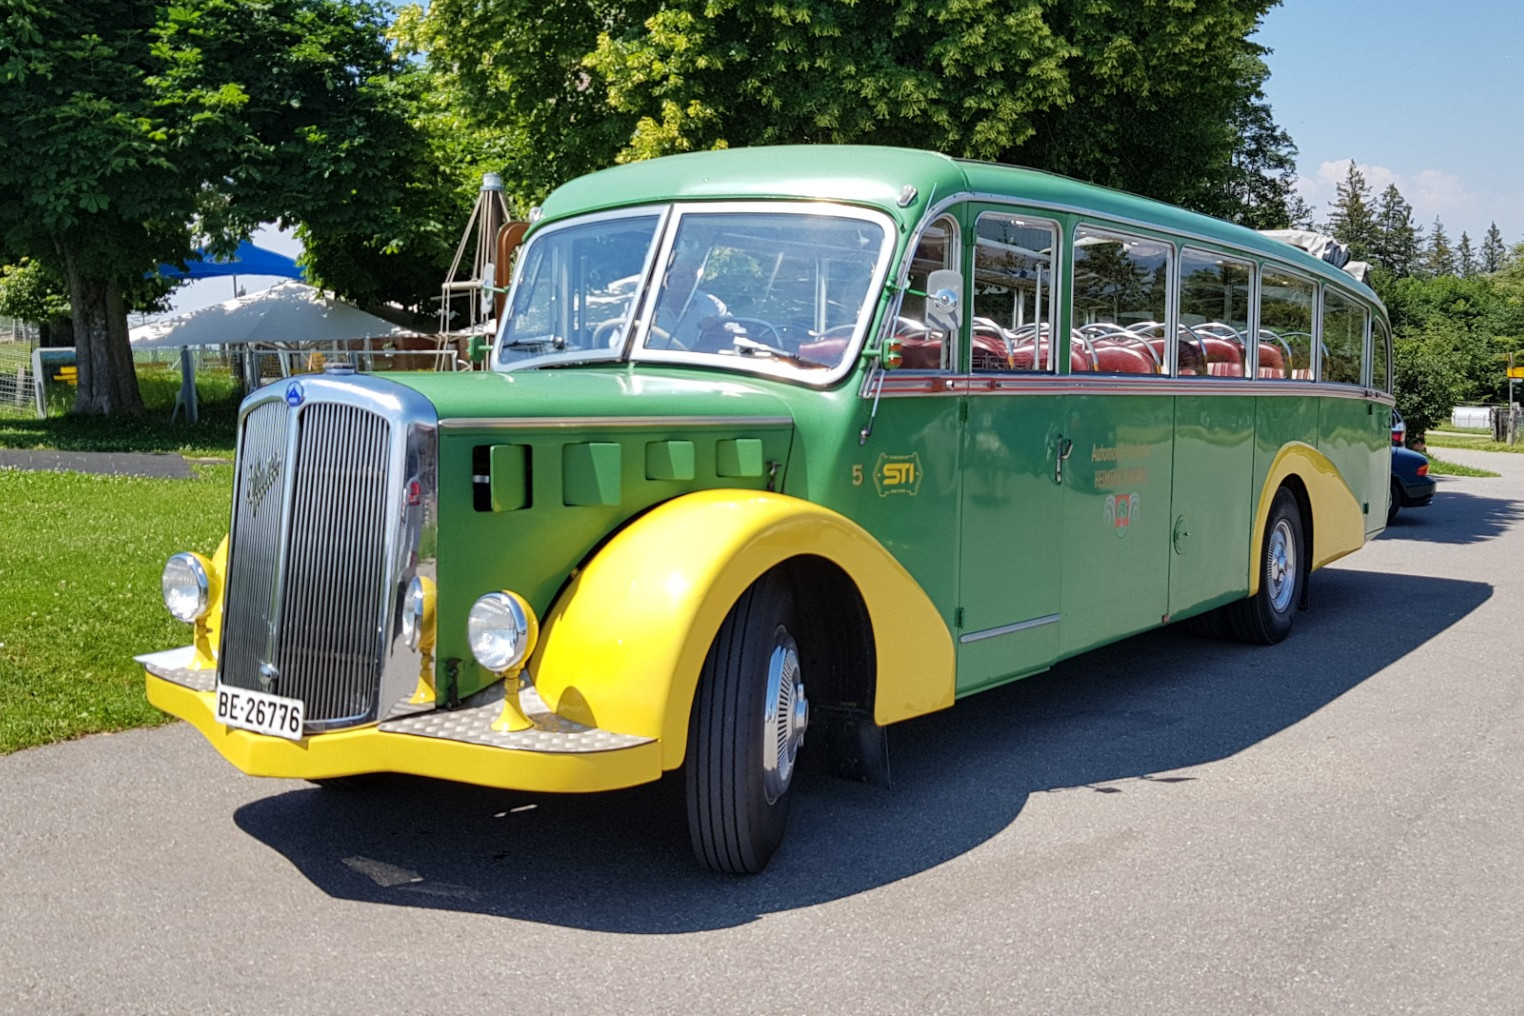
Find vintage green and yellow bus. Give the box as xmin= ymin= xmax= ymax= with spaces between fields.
xmin=142 ymin=146 xmax=1392 ymax=873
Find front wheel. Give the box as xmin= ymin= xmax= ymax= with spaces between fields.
xmin=1388 ymin=479 xmax=1402 ymax=523
xmin=687 ymin=573 xmax=810 ymax=874
xmin=1227 ymin=487 xmax=1304 ymax=645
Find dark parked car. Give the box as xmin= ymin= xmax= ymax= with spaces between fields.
xmin=1389 ymin=446 xmax=1435 ymax=522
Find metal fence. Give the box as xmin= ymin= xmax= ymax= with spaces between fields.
xmin=1 ymin=334 xmax=473 ymax=418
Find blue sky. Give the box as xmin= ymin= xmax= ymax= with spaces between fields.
xmin=1255 ymin=0 xmax=1523 ymax=245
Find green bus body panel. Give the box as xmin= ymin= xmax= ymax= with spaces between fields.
xmin=1057 ymin=394 xmax=1177 ymax=659
xmin=1169 ymin=393 xmax=1257 ymax=615
xmin=386 ymin=369 xmax=799 ymax=700
xmin=370 ymin=146 xmax=1391 ymax=713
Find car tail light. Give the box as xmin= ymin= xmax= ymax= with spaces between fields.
xmin=1416 ymin=464 xmax=1428 ymax=476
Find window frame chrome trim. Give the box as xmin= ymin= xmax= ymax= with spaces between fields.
xmin=629 ymin=200 xmax=899 ymax=388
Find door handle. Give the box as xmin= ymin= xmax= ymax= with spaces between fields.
xmin=1054 ymin=435 xmax=1073 ymax=484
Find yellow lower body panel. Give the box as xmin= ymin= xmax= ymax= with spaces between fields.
xmin=145 ymin=671 xmax=664 ymax=794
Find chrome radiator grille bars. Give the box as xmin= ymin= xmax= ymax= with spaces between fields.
xmin=276 ymin=404 xmax=392 ymax=724
xmin=219 ymin=400 xmax=291 ymax=698
xmin=216 ymin=377 xmax=439 ymax=733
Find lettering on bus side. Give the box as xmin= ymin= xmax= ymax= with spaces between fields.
xmin=873 ymin=452 xmax=923 ymax=497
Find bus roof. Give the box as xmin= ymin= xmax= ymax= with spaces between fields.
xmin=538 ymin=146 xmax=1381 ymax=305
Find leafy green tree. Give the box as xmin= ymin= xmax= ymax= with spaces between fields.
xmin=411 ymin=0 xmax=1292 ymax=223
xmin=0 ymin=259 xmax=72 ymax=345
xmin=1372 ymin=183 xmax=1420 ymax=277
xmin=1423 ymin=217 xmax=1456 ymax=277
xmin=1218 ymin=82 xmax=1299 ymax=229
xmin=1482 ymin=222 xmax=1508 ymax=274
xmin=0 ymin=0 xmax=434 ymax=414
xmin=1325 ymin=161 xmax=1378 ymax=260
xmin=1393 ymin=330 xmax=1467 ymax=442
xmin=1382 ymin=271 xmax=1524 ymax=405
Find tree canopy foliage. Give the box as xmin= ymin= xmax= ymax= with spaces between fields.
xmin=0 ymin=0 xmax=436 ymax=413
xmin=3 ymin=0 xmax=1318 ymax=415
xmin=406 ymin=0 xmax=1295 ymax=226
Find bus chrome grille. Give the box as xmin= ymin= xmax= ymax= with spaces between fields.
xmin=219 ymin=397 xmax=397 ymax=728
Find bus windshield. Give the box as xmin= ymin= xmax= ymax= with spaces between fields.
xmin=495 ymin=204 xmax=892 ymax=380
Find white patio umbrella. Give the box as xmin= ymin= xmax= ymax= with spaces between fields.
xmin=129 ymin=281 xmax=430 ymax=422
xmin=130 ymin=280 xmax=418 ymax=349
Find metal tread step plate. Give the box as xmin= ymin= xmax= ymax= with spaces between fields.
xmin=139 ymin=647 xmax=651 ymax=755
xmin=380 ymin=682 xmax=653 ymax=754
xmin=137 ymin=648 xmax=217 ymax=692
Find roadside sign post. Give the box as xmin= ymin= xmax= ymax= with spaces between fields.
xmin=1508 ymin=354 xmax=1523 ymax=446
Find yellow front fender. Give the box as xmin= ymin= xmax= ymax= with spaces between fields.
xmin=529 ymin=490 xmax=955 ymax=770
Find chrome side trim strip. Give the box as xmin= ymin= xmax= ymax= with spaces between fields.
xmin=871 ymin=375 xmax=1385 ymax=402
xmin=960 ymin=612 xmax=1061 ymax=645
xmin=441 ymin=415 xmax=794 ymax=430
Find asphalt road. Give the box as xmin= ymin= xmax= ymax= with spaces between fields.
xmin=3 ymin=449 xmax=1521 ymax=1015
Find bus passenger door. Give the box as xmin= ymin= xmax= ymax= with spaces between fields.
xmin=1057 ymin=393 xmax=1176 ymax=657
xmin=954 ymin=208 xmax=1068 ymax=693
xmin=956 ymin=388 xmax=1067 ymax=692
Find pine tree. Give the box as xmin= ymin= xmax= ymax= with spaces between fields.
xmin=1425 ymin=218 xmax=1457 ymax=277
xmin=1482 ymin=222 xmax=1508 ymax=273
xmin=1458 ymin=232 xmax=1476 ymax=277
xmin=1325 ymin=161 xmax=1379 ymax=260
xmin=1372 ymin=183 xmax=1420 ymax=277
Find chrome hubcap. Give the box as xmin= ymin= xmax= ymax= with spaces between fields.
xmin=761 ymin=628 xmax=808 ymax=804
xmin=1267 ymin=518 xmax=1296 ymax=613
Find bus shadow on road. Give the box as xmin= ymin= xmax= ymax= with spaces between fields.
xmin=1380 ymin=488 xmax=1524 ymax=545
xmin=234 ymin=568 xmax=1490 ymax=933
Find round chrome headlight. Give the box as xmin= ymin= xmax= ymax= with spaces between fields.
xmin=162 ymin=552 xmax=211 ymax=623
xmin=467 ymin=592 xmax=537 ymax=673
xmin=401 ymin=576 xmax=434 ymax=651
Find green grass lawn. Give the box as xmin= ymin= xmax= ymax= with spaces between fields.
xmin=1426 ymin=433 xmax=1524 ymax=455
xmin=0 ymin=465 xmax=231 ymax=754
xmin=1426 ymin=454 xmax=1501 ymax=478
xmin=0 ymin=364 xmax=240 ymax=456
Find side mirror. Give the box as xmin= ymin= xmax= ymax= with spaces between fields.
xmin=925 ymin=269 xmax=963 ymax=336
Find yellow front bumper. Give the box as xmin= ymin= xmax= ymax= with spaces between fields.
xmin=142 ymin=650 xmax=663 ymax=793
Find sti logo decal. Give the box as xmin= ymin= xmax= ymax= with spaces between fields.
xmin=874 ymin=452 xmax=923 ymax=497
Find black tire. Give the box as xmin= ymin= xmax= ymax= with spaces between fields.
xmin=687 ymin=573 xmax=810 ymax=874
xmin=1387 ymin=479 xmax=1402 ymax=524
xmin=1227 ymin=487 xmax=1304 ymax=645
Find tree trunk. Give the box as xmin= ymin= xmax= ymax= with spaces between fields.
xmin=62 ymin=255 xmax=143 ymax=416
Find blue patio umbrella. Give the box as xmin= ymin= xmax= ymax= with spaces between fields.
xmin=154 ymin=239 xmax=305 ymax=280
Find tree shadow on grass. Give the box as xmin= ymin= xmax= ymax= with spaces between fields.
xmin=234 ymin=567 xmax=1490 ymax=932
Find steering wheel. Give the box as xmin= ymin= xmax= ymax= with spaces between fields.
xmin=592 ymin=318 xmax=629 ymax=348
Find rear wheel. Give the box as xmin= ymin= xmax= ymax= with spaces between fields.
xmin=1388 ymin=478 xmax=1402 ymax=523
xmin=687 ymin=573 xmax=810 ymax=874
xmin=1227 ymin=487 xmax=1304 ymax=645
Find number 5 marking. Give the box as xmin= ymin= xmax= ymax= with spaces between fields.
xmin=852 ymin=464 xmax=864 ymax=486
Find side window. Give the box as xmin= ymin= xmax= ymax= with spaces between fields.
xmin=1178 ymin=248 xmax=1252 ymax=378
xmin=896 ymin=215 xmax=959 ymax=370
xmin=1321 ymin=288 xmax=1367 ymax=385
xmin=1259 ymin=268 xmax=1316 ymax=380
xmin=971 ymin=212 xmax=1060 ymax=373
xmin=1372 ymin=316 xmax=1391 ymax=392
xmin=1071 ymin=227 xmax=1170 ymax=374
